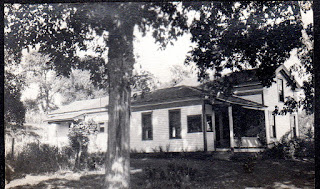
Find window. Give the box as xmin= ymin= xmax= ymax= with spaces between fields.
xmin=142 ymin=113 xmax=153 ymax=140
xmin=206 ymin=115 xmax=213 ymax=132
xmin=278 ymin=78 xmax=284 ymax=102
xmin=270 ymin=114 xmax=276 ymax=138
xmin=291 ymin=116 xmax=297 ymax=138
xmin=187 ymin=115 xmax=202 ymax=133
xmin=99 ymin=123 xmax=105 ymax=133
xmin=169 ymin=109 xmax=181 ymax=139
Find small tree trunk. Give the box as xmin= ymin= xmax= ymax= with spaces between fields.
xmin=74 ymin=138 xmax=82 ymax=170
xmin=104 ymin=21 xmax=134 ymax=189
xmin=11 ymin=137 xmax=15 ymax=160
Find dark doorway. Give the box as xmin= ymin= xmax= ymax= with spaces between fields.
xmin=214 ymin=107 xmax=230 ymax=148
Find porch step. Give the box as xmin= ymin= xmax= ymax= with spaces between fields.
xmin=211 ymin=151 xmax=233 ymax=161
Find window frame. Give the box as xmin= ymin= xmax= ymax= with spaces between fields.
xmin=291 ymin=115 xmax=297 ymax=138
xmin=278 ymin=78 xmax=285 ymax=102
xmin=99 ymin=122 xmax=105 ymax=133
xmin=206 ymin=115 xmax=213 ymax=132
xmin=169 ymin=109 xmax=182 ymax=139
xmin=142 ymin=112 xmax=153 ymax=140
xmin=270 ymin=114 xmax=277 ymax=138
xmin=187 ymin=114 xmax=202 ymax=133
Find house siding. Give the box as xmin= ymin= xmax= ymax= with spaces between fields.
xmin=130 ymin=104 xmax=213 ymax=152
xmin=46 ymin=122 xmax=69 ymax=148
xmin=263 ymin=70 xmax=299 ymax=142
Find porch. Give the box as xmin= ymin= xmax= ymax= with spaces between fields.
xmin=204 ymin=95 xmax=267 ymax=151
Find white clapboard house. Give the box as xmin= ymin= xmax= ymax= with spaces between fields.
xmin=46 ymin=65 xmax=300 ymax=152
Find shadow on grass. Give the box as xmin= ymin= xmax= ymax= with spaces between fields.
xmin=10 ymin=158 xmax=314 ymax=189
xmin=11 ymin=174 xmax=104 ymax=189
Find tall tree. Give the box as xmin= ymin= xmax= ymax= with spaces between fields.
xmin=21 ymin=52 xmax=60 ymax=113
xmin=58 ymin=68 xmax=107 ymax=105
xmin=5 ymin=3 xmax=188 ymax=188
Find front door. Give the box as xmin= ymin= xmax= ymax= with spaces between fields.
xmin=215 ymin=109 xmax=230 ymax=148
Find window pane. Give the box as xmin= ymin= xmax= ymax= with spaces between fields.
xmin=142 ymin=113 xmax=152 ymax=140
xmin=187 ymin=115 xmax=202 ymax=133
xmin=206 ymin=115 xmax=213 ymax=132
xmin=278 ymin=79 xmax=284 ymax=102
xmin=99 ymin=123 xmax=105 ymax=133
xmin=169 ymin=110 xmax=181 ymax=139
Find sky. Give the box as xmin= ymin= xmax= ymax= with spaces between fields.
xmin=20 ymin=4 xmax=313 ymax=105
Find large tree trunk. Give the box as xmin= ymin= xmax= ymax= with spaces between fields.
xmin=104 ymin=20 xmax=135 ymax=189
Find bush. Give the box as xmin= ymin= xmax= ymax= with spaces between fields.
xmin=6 ymin=143 xmax=72 ymax=180
xmin=261 ymin=133 xmax=314 ymax=160
xmin=68 ymin=119 xmax=98 ymax=170
xmin=86 ymin=152 xmax=106 ymax=170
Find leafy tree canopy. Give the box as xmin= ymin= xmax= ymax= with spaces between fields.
xmin=185 ymin=1 xmax=303 ymax=86
xmin=184 ymin=1 xmax=313 ymax=114
xmin=5 ymin=2 xmax=188 ymax=85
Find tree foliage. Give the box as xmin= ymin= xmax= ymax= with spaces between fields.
xmin=5 ymin=3 xmax=187 ymax=83
xmin=4 ymin=50 xmax=26 ymax=127
xmin=186 ymin=2 xmax=303 ymax=86
xmin=4 ymin=71 xmax=26 ymax=127
xmin=59 ymin=69 xmax=108 ymax=105
xmin=185 ymin=2 xmax=313 ymax=114
xmin=20 ymin=52 xmax=61 ymax=112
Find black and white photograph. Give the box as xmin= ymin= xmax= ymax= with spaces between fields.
xmin=4 ymin=1 xmax=315 ymax=188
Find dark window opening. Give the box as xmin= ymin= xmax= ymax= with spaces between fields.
xmin=232 ymin=105 xmax=266 ymax=138
xmin=169 ymin=110 xmax=181 ymax=139
xmin=206 ymin=115 xmax=213 ymax=132
xmin=270 ymin=114 xmax=276 ymax=138
xmin=99 ymin=123 xmax=105 ymax=133
xmin=187 ymin=115 xmax=202 ymax=133
xmin=142 ymin=113 xmax=153 ymax=140
xmin=278 ymin=79 xmax=284 ymax=102
xmin=292 ymin=116 xmax=297 ymax=138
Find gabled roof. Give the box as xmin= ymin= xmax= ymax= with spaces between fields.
xmin=225 ymin=69 xmax=260 ymax=86
xmin=225 ymin=65 xmax=300 ymax=89
xmin=132 ymin=85 xmax=207 ymax=105
xmin=276 ymin=65 xmax=301 ymax=89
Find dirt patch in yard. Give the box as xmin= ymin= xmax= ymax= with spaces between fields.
xmin=7 ymin=158 xmax=314 ymax=189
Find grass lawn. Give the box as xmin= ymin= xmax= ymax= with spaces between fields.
xmin=7 ymin=156 xmax=314 ymax=189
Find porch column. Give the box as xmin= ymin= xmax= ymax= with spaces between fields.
xmin=264 ymin=110 xmax=271 ymax=146
xmin=202 ymin=100 xmax=207 ymax=152
xmin=228 ymin=105 xmax=235 ymax=148
xmin=219 ymin=114 xmax=223 ymax=142
xmin=212 ymin=110 xmax=216 ymax=150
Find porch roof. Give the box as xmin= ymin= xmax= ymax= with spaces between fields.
xmin=216 ymin=94 xmax=267 ymax=109
xmin=46 ymin=112 xmax=85 ymax=123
